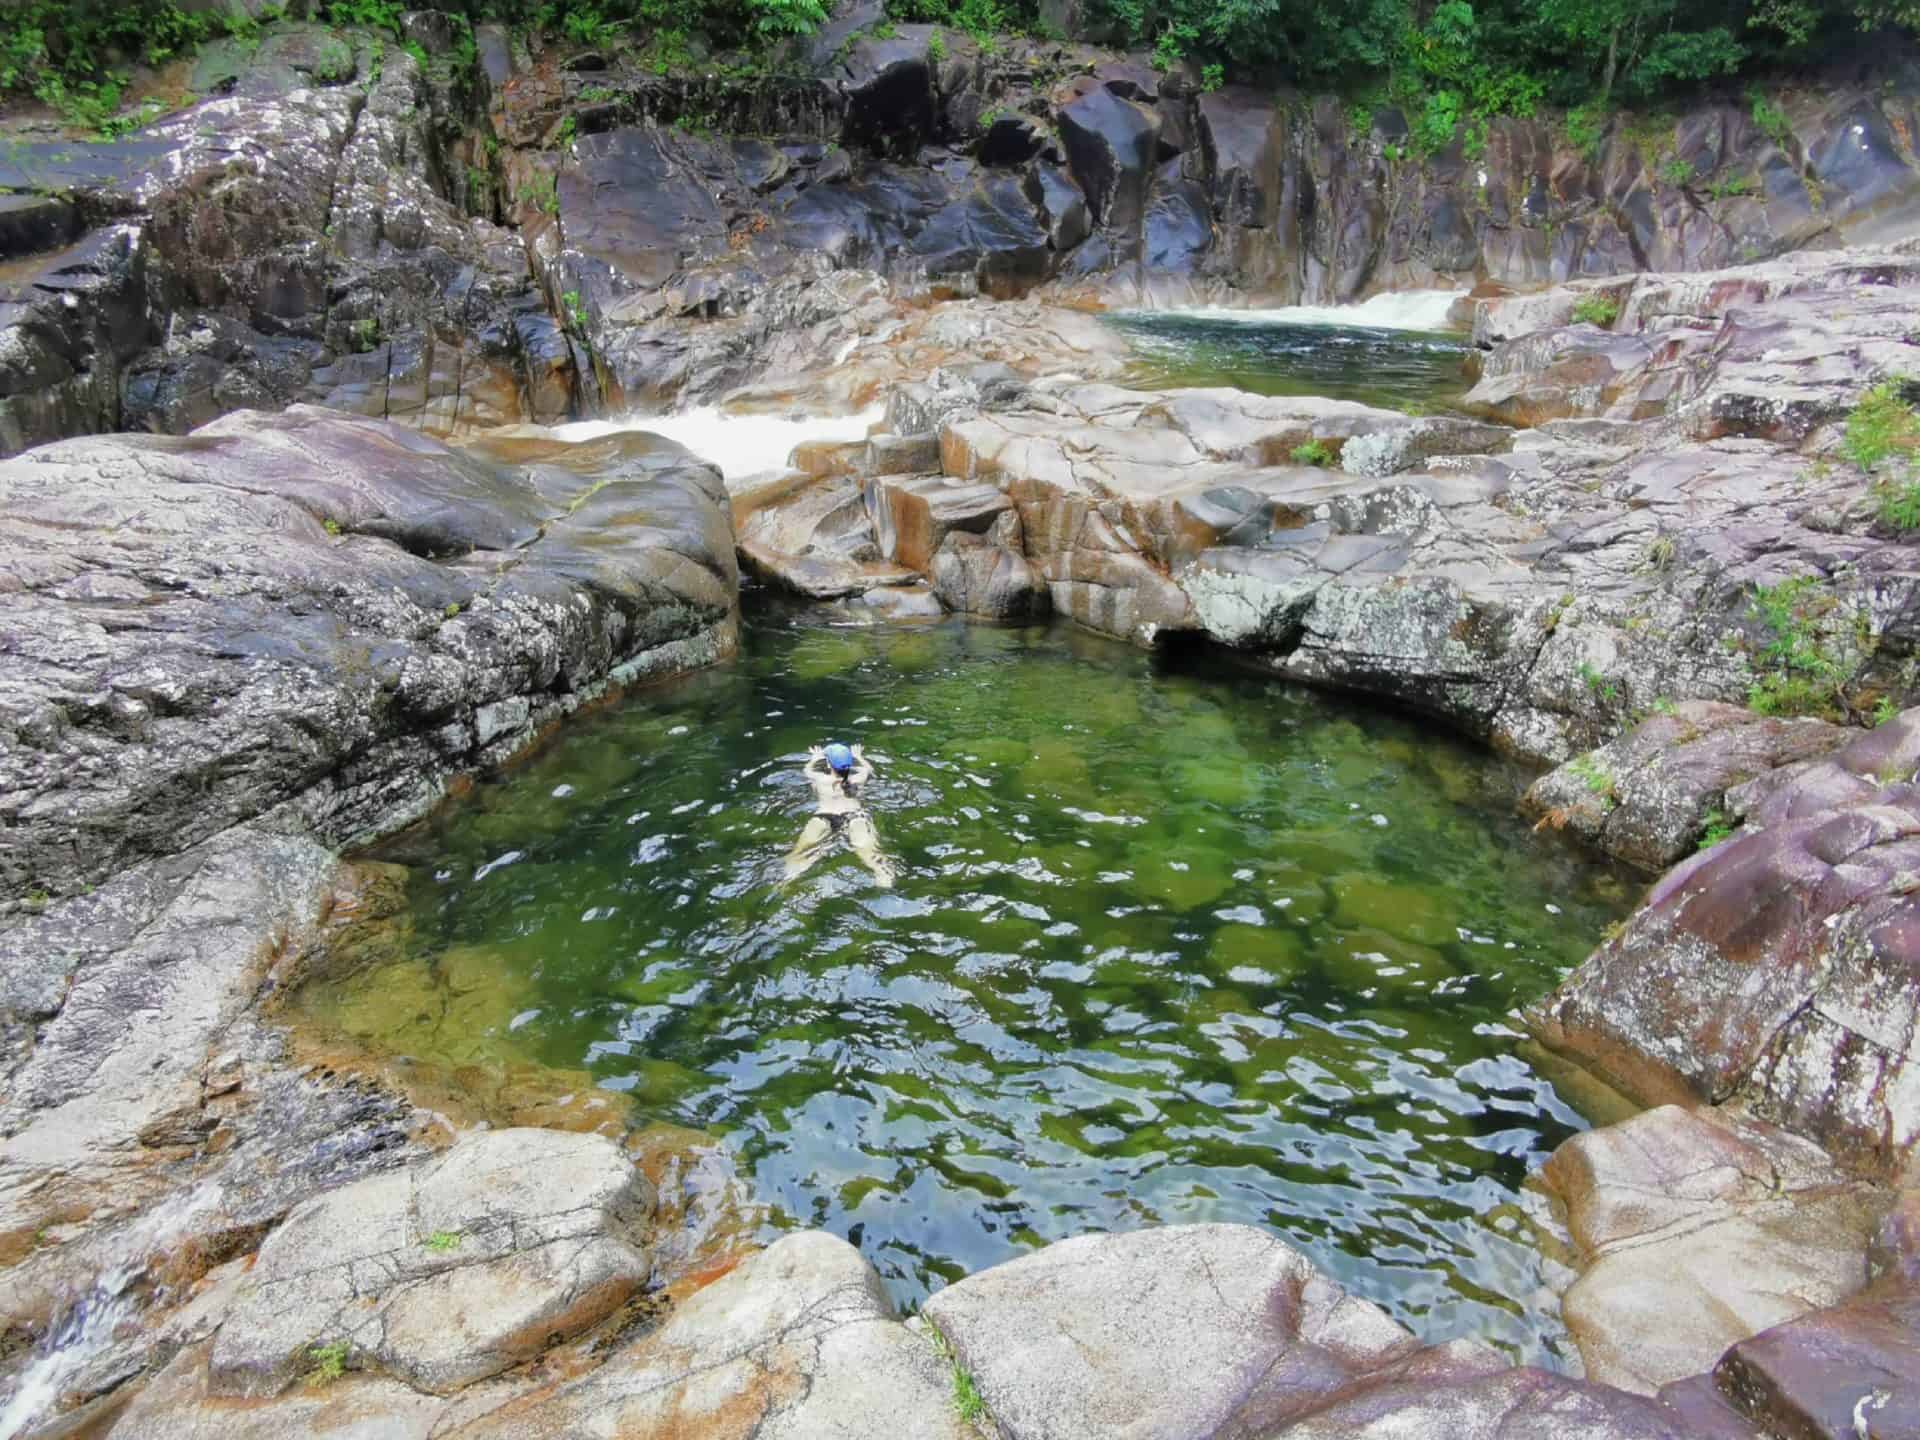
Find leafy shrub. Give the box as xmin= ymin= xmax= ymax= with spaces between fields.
xmin=1745 ymin=575 xmax=1851 ymax=719
xmin=1842 ymin=379 xmax=1920 ymax=474
xmin=1749 ymin=87 xmax=1794 ymax=147
xmin=1290 ymin=439 xmax=1334 ymax=466
xmin=1572 ymin=293 xmax=1620 ymax=327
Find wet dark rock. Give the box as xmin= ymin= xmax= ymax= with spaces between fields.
xmin=1056 ymin=79 xmax=1160 ymax=238
xmin=1713 ymin=1291 xmax=1920 ymax=1439
xmin=908 ymin=174 xmax=1052 ymax=295
xmin=0 ymin=407 xmax=737 ymax=901
xmin=1528 ymin=757 xmax=1920 ymax=1178
xmin=1023 ymin=163 xmax=1092 ymax=252
xmin=1522 ymin=702 xmax=1849 ymax=871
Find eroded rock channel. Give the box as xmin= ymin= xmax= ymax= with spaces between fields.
xmin=3 ymin=5 xmax=1920 ymax=1437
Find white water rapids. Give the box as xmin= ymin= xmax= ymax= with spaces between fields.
xmin=0 ymin=1185 xmax=223 ymax=1439
xmin=555 ymin=405 xmax=885 ymax=491
xmin=1126 ymin=288 xmax=1467 ymax=332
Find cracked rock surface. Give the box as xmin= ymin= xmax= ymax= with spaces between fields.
xmin=448 ymin=1229 xmax=972 ymax=1439
xmin=0 ymin=405 xmax=738 ymax=902
xmin=209 ymin=1127 xmax=654 ymax=1398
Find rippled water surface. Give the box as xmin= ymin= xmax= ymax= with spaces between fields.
xmin=295 ymin=614 xmax=1633 ymax=1365
xmin=1107 ymin=311 xmax=1473 ymax=412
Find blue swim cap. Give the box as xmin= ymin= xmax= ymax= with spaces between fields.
xmin=824 ymin=742 xmax=854 ymax=774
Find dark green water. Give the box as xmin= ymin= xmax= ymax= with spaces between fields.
xmin=1107 ymin=311 xmax=1473 ymax=412
xmin=297 ymin=614 xmax=1632 ymax=1366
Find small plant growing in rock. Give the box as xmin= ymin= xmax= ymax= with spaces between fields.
xmin=1745 ymin=575 xmax=1850 ymax=719
xmin=1706 ymin=172 xmax=1755 ymax=201
xmin=1578 ymin=661 xmax=1619 ymax=702
xmin=323 ymin=518 xmax=341 ymax=537
xmin=1201 ymin=62 xmax=1224 ymax=92
xmin=578 ymin=85 xmax=616 ymax=102
xmin=351 ymin=316 xmax=380 ymax=353
xmin=444 ymin=602 xmax=461 ymax=619
xmin=1843 ymin=379 xmax=1920 ymax=474
xmin=1696 ymin=810 xmax=1734 ymax=851
xmin=1643 ymin=534 xmax=1675 ymax=571
xmin=1290 ymin=439 xmax=1334 ymax=467
xmin=1567 ymin=753 xmax=1617 ymax=805
xmin=423 ymin=1229 xmax=463 ymax=1251
xmin=561 ymin=289 xmax=590 ymax=331
xmin=1875 ymin=695 xmax=1901 ymax=726
xmin=926 ymin=1327 xmax=986 ymax=1426
xmin=1658 ymin=156 xmax=1692 ymax=186
xmin=1571 ymin=293 xmax=1619 ymax=328
xmin=1650 ymin=696 xmax=1678 ymax=717
xmin=305 ymin=1341 xmax=350 ymax=1387
xmin=1748 ymin=88 xmax=1793 ymax=148
xmin=517 ymin=173 xmax=560 ymax=216
xmin=926 ymin=28 xmax=946 ymax=62
xmin=313 ymin=37 xmax=355 ymax=84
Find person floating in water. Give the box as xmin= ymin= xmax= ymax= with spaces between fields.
xmin=784 ymin=741 xmax=896 ymax=888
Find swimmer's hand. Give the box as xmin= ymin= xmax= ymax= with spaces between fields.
xmin=851 ymin=744 xmax=865 ymax=760
xmin=807 ymin=744 xmax=826 ymax=762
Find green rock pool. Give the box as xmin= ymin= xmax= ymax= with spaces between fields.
xmin=1106 ymin=309 xmax=1474 ymax=411
xmin=291 ymin=612 xmax=1634 ymax=1368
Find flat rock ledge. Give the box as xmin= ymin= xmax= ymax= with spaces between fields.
xmin=0 ymin=404 xmax=742 ymax=1427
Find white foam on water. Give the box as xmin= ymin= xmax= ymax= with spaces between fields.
xmin=555 ymin=405 xmax=885 ymax=489
xmin=0 ymin=1185 xmax=223 ymax=1439
xmin=1129 ymin=289 xmax=1466 ymax=333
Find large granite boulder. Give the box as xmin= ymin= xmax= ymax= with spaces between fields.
xmin=920 ymin=1223 xmax=1714 ymax=1440
xmin=210 ymin=1128 xmax=654 ymax=1397
xmin=0 ymin=406 xmax=738 ymax=902
xmin=921 ymin=1224 xmax=1423 ymax=1438
xmin=1528 ymin=770 xmax=1920 ymax=1180
xmin=1522 ymin=702 xmax=1849 ymax=870
xmin=1535 ymin=1104 xmax=1882 ymax=1393
xmin=448 ymin=1230 xmax=972 ymax=1438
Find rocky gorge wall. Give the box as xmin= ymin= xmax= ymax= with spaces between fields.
xmin=6 ymin=1 xmax=1920 ymax=456
xmin=4 ymin=5 xmax=1920 ymax=1437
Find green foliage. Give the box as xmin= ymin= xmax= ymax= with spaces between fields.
xmin=1564 ymin=101 xmax=1607 ymax=160
xmin=1650 ymin=695 xmax=1678 ymax=715
xmin=1842 ymin=379 xmax=1920 ymax=474
xmin=1875 ymin=694 xmax=1901 ymax=726
xmin=1578 ymin=661 xmax=1620 ymax=702
xmin=1706 ymin=171 xmax=1756 ymax=199
xmin=561 ymin=288 xmax=590 ymax=329
xmin=1200 ymin=62 xmax=1224 ymax=91
xmin=1572 ymin=293 xmax=1620 ymax=327
xmin=1749 ymin=87 xmax=1794 ymax=146
xmin=1567 ymin=753 xmax=1617 ymax=805
xmin=323 ymin=517 xmax=342 ymax=536
xmin=313 ymin=37 xmax=356 ymax=82
xmin=1659 ymin=155 xmax=1693 ymax=185
xmin=424 ymin=1229 xmax=464 ymax=1250
xmin=1745 ymin=575 xmax=1851 ymax=719
xmin=1696 ymin=809 xmax=1734 ymax=850
xmin=305 ymin=1342 xmax=350 ymax=1387
xmin=926 ymin=26 xmax=946 ymax=59
xmin=351 ymin=316 xmax=381 ymax=352
xmin=1876 ymin=479 xmax=1920 ymax=531
xmin=926 ymin=1326 xmax=987 ymax=1427
xmin=1290 ymin=439 xmax=1335 ymax=466
xmin=517 ymin=172 xmax=560 ymax=214
xmin=556 ymin=113 xmax=577 ymax=146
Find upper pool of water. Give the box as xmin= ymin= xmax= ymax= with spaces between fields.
xmin=290 ymin=614 xmax=1631 ymax=1367
xmin=1106 ymin=308 xmax=1473 ymax=412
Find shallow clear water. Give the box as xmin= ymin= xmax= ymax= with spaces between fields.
xmin=292 ymin=613 xmax=1633 ymax=1366
xmin=1107 ymin=311 xmax=1473 ymax=412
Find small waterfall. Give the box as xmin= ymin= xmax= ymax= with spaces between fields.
xmin=0 ymin=1185 xmax=222 ymax=1439
xmin=555 ymin=405 xmax=886 ymax=489
xmin=1129 ymin=290 xmax=1467 ymax=333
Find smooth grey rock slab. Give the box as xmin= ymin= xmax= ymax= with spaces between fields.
xmin=448 ymin=1229 xmax=971 ymax=1439
xmin=209 ymin=1128 xmax=654 ymax=1397
xmin=920 ymin=1223 xmax=1419 ymax=1440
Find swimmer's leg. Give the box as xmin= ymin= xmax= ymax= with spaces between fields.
xmin=847 ymin=814 xmax=896 ymax=889
xmin=783 ymin=816 xmax=834 ymax=884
